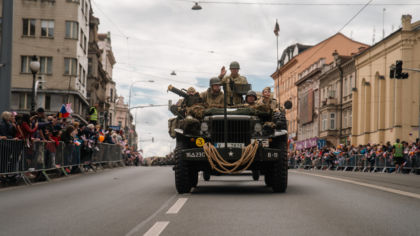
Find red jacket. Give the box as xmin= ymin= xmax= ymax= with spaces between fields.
xmin=17 ymin=122 xmax=37 ymax=140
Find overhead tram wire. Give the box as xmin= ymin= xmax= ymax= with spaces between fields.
xmin=284 ymin=0 xmax=374 ymax=76
xmin=91 ymin=0 xmax=129 ymax=39
xmin=175 ymin=0 xmax=420 ymax=6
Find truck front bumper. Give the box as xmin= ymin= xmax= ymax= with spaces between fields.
xmin=179 ymin=147 xmax=283 ymax=162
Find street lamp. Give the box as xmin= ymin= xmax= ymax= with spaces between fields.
xmin=192 ymin=2 xmax=202 ymax=10
xmin=128 ymin=80 xmax=155 ymax=110
xmin=29 ymin=55 xmax=40 ymax=112
xmin=126 ymin=79 xmax=155 ymax=132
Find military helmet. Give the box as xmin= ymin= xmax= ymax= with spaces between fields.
xmin=229 ymin=61 xmax=240 ymax=69
xmin=245 ymin=90 xmax=257 ymax=100
xmin=187 ymin=87 xmax=196 ymax=94
xmin=262 ymin=86 xmax=271 ymax=93
xmin=209 ymin=77 xmax=221 ymax=86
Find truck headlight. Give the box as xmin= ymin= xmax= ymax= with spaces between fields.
xmin=201 ymin=122 xmax=208 ymax=132
xmin=254 ymin=123 xmax=262 ymax=132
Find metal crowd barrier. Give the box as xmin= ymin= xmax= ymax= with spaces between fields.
xmin=288 ymin=153 xmax=420 ymax=174
xmin=0 ymin=139 xmax=124 ymax=184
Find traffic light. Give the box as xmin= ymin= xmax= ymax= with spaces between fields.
xmin=390 ymin=64 xmax=395 ymax=79
xmin=391 ymin=60 xmax=409 ymax=79
xmin=395 ymin=60 xmax=403 ymax=78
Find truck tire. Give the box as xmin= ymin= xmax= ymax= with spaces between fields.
xmin=203 ymin=171 xmax=211 ymax=181
xmin=174 ymin=140 xmax=192 ymax=194
xmin=270 ymin=139 xmax=288 ymax=193
xmin=264 ymin=174 xmax=271 ymax=186
xmin=190 ymin=170 xmax=198 ymax=187
xmin=252 ymin=170 xmax=260 ymax=181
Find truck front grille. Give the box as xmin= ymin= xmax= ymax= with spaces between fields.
xmin=210 ymin=120 xmax=251 ymax=145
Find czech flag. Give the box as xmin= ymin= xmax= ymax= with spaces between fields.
xmin=58 ymin=104 xmax=70 ymax=118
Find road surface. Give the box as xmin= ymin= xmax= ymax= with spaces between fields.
xmin=1 ymin=167 xmax=419 ymax=236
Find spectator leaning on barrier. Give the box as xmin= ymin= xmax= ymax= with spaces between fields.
xmin=0 ymin=111 xmax=16 ymax=140
xmin=60 ymin=125 xmax=75 ymax=144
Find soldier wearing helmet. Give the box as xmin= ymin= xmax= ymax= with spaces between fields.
xmin=218 ymin=61 xmax=248 ymax=105
xmin=200 ymin=77 xmax=224 ymax=108
xmin=257 ymin=86 xmax=280 ymax=111
xmin=245 ymin=90 xmax=257 ymax=108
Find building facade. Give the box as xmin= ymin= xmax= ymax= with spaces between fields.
xmin=352 ymin=15 xmax=420 ymax=145
xmin=318 ymin=53 xmax=358 ymax=147
xmin=11 ymin=0 xmax=91 ymax=122
xmin=98 ymin=32 xmax=116 ymax=127
xmin=295 ymin=58 xmax=324 ymax=150
xmin=87 ymin=15 xmax=117 ymax=128
xmin=272 ymin=33 xmax=368 ymax=140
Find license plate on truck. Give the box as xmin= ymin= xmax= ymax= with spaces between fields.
xmin=215 ymin=143 xmax=245 ymax=148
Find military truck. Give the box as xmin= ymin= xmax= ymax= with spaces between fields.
xmin=168 ymin=84 xmax=292 ymax=193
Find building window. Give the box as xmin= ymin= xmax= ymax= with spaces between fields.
xmin=45 ymin=95 xmax=51 ymax=110
xmin=88 ymin=57 xmax=93 ymax=76
xmin=85 ymin=2 xmax=89 ymax=18
xmin=84 ymin=34 xmax=87 ymax=53
xmin=64 ymin=58 xmax=77 ymax=75
xmin=66 ymin=0 xmax=80 ymax=3
xmin=109 ymin=113 xmax=113 ymax=126
xmin=118 ymin=121 xmax=122 ymax=128
xmin=348 ymin=111 xmax=352 ymax=128
xmin=110 ymin=88 xmax=114 ymax=102
xmin=41 ymin=20 xmax=54 ymax=38
xmin=330 ymin=113 xmax=336 ymax=130
xmin=21 ymin=56 xmax=30 ymax=73
xmin=343 ymin=78 xmax=347 ymax=97
xmin=349 ymin=75 xmax=353 ymax=95
xmin=39 ymin=56 xmax=53 ymax=74
xmin=322 ymin=113 xmax=327 ymax=131
xmin=343 ymin=111 xmax=347 ymax=129
xmin=22 ymin=19 xmax=36 ymax=36
xmin=82 ymin=68 xmax=86 ymax=86
xmin=78 ymin=64 xmax=82 ymax=83
xmin=19 ymin=93 xmax=25 ymax=109
xmin=65 ymin=21 xmax=78 ymax=39
xmin=81 ymin=0 xmax=85 ymax=14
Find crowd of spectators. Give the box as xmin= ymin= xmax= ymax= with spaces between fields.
xmin=0 ymin=108 xmax=142 ymax=177
xmin=289 ymin=139 xmax=420 ymax=173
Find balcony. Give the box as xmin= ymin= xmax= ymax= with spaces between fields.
xmin=327 ymin=98 xmax=337 ymax=105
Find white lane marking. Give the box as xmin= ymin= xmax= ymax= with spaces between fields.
xmin=126 ymin=194 xmax=176 ymax=236
xmin=143 ymin=221 xmax=169 ymax=236
xmin=291 ymin=170 xmax=420 ymax=200
xmin=166 ymin=198 xmax=188 ymax=214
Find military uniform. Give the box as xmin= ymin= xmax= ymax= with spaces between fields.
xmin=221 ymin=75 xmax=248 ymax=105
xmin=257 ymin=97 xmax=279 ymax=111
xmin=200 ymin=88 xmax=224 ymax=108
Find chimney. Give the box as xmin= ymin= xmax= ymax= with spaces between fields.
xmin=401 ymin=14 xmax=412 ymax=31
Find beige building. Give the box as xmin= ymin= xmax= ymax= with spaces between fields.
xmin=10 ymin=0 xmax=91 ymax=122
xmin=272 ymin=34 xmax=368 ymax=139
xmin=352 ymin=15 xmax=420 ymax=145
xmin=98 ymin=32 xmax=117 ymax=127
xmin=319 ymin=53 xmax=359 ymax=147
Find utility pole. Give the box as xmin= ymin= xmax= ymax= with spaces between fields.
xmin=0 ymin=0 xmax=13 ymax=113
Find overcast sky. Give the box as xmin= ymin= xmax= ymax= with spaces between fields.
xmin=91 ymin=0 xmax=420 ymax=157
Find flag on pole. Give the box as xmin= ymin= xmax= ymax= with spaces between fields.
xmin=274 ymin=20 xmax=280 ymax=36
xmin=58 ymin=104 xmax=72 ymax=118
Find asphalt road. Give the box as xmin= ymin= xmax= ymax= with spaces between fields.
xmin=1 ymin=167 xmax=419 ymax=236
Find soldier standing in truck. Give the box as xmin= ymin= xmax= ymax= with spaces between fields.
xmin=200 ymin=77 xmax=224 ymax=108
xmin=218 ymin=61 xmax=248 ymax=105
